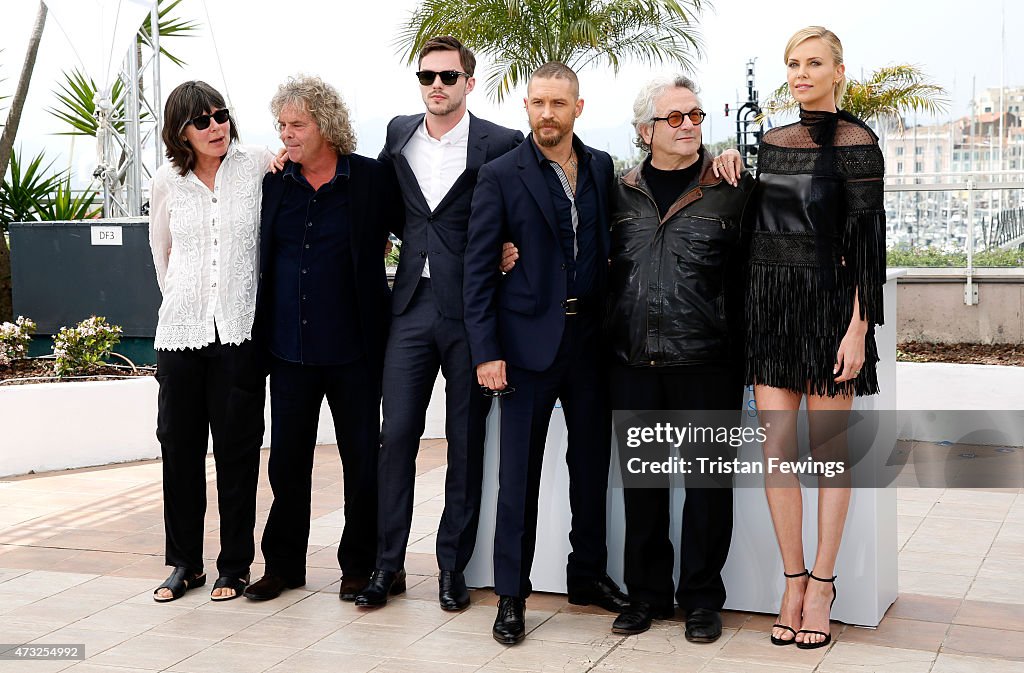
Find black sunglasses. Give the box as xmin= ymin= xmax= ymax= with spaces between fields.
xmin=481 ymin=385 xmax=516 ymax=398
xmin=416 ymin=70 xmax=470 ymax=86
xmin=652 ymin=108 xmax=706 ymax=127
xmin=181 ymin=108 xmax=231 ymax=133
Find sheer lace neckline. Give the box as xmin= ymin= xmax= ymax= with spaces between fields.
xmin=799 ymin=108 xmax=839 ymax=146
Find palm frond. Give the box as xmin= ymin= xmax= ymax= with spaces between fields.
xmin=45 ymin=69 xmax=132 ymax=137
xmin=32 ymin=175 xmax=101 ymax=221
xmin=137 ymin=0 xmax=201 ymax=68
xmin=0 ymin=148 xmax=66 ymax=227
xmin=396 ymin=0 xmax=706 ymax=103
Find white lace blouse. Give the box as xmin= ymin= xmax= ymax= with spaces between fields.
xmin=149 ymin=143 xmax=274 ymax=350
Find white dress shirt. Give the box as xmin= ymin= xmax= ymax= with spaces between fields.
xmin=149 ymin=143 xmax=274 ymax=350
xmin=401 ymin=111 xmax=470 ymax=277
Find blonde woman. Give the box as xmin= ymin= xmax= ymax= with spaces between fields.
xmin=746 ymin=27 xmax=886 ymax=649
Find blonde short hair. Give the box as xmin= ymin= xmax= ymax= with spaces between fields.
xmin=271 ymin=75 xmax=356 ymax=154
xmin=784 ymin=26 xmax=847 ymax=108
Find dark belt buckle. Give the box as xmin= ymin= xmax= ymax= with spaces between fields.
xmin=562 ymin=297 xmax=579 ymax=316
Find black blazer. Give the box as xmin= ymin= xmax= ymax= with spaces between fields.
xmin=254 ymin=153 xmax=401 ymax=367
xmin=379 ymin=112 xmax=523 ymax=319
xmin=463 ymin=135 xmax=613 ymax=372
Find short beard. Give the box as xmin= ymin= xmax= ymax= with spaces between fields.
xmin=533 ymin=123 xmax=566 ymax=148
xmin=427 ymin=94 xmax=460 ymax=117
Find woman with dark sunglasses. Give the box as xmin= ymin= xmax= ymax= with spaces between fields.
xmin=746 ymin=27 xmax=886 ymax=649
xmin=149 ymin=80 xmax=280 ymax=603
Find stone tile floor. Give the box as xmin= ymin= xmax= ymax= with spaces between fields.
xmin=0 ymin=439 xmax=1021 ymax=672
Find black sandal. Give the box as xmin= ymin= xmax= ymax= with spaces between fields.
xmin=771 ymin=569 xmax=808 ymax=646
xmin=153 ymin=567 xmax=206 ymax=603
xmin=796 ymin=573 xmax=837 ymax=650
xmin=211 ymin=573 xmax=250 ymax=602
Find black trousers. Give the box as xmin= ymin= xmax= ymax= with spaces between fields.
xmin=156 ymin=338 xmax=265 ymax=578
xmin=378 ymin=281 xmax=488 ymax=572
xmin=494 ymin=314 xmax=610 ymax=598
xmin=261 ymin=356 xmax=380 ymax=582
xmin=610 ymin=361 xmax=743 ymax=612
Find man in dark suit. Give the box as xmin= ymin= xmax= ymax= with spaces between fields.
xmin=243 ymin=75 xmax=399 ymax=602
xmin=354 ymin=36 xmax=523 ymax=611
xmin=464 ymin=62 xmax=628 ymax=645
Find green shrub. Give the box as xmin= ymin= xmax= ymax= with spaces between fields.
xmin=52 ymin=316 xmax=122 ymax=376
xmin=0 ymin=316 xmax=36 ymax=366
xmin=886 ymin=248 xmax=1024 ymax=268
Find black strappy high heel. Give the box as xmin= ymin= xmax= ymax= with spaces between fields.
xmin=770 ymin=569 xmax=808 ymax=646
xmin=796 ymin=572 xmax=837 ymax=650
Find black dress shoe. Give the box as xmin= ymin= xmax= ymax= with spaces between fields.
xmin=438 ymin=570 xmax=470 ymax=611
xmin=354 ymin=568 xmax=406 ymax=607
xmin=611 ymin=601 xmax=675 ymax=635
xmin=567 ymin=574 xmax=630 ymax=613
xmin=243 ymin=573 xmax=304 ymax=601
xmin=492 ymin=595 xmax=526 ymax=645
xmin=338 ymin=574 xmax=370 ymax=602
xmin=685 ymin=607 xmax=723 ymax=643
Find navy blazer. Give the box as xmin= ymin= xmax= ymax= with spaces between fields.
xmin=254 ymin=153 xmax=401 ymax=367
xmin=380 ymin=112 xmax=523 ymax=319
xmin=463 ymin=135 xmax=613 ymax=372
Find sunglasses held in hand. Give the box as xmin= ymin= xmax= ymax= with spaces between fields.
xmin=480 ymin=385 xmax=515 ymax=398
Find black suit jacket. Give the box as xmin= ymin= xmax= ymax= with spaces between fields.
xmin=379 ymin=112 xmax=523 ymax=319
xmin=464 ymin=135 xmax=613 ymax=372
xmin=254 ymin=153 xmax=401 ymax=368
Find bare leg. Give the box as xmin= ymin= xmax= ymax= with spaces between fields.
xmin=755 ymin=385 xmax=806 ymax=644
xmin=797 ymin=392 xmax=853 ymax=645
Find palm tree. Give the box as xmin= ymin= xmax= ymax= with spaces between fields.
xmin=761 ymin=64 xmax=948 ymax=133
xmin=396 ymin=0 xmax=707 ymax=102
xmin=0 ymin=1 xmax=47 ymax=323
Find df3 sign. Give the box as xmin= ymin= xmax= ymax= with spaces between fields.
xmin=91 ymin=225 xmax=123 ymax=246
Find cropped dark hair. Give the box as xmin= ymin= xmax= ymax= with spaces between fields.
xmin=530 ymin=61 xmax=579 ymax=98
xmin=161 ymin=81 xmax=239 ymax=177
xmin=418 ymin=35 xmax=476 ymax=76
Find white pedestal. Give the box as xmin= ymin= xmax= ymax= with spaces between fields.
xmin=465 ymin=271 xmax=903 ymax=627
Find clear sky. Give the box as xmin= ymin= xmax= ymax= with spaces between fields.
xmin=1 ymin=0 xmax=1020 ymax=186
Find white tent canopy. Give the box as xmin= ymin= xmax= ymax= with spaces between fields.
xmin=43 ymin=0 xmax=157 ymax=95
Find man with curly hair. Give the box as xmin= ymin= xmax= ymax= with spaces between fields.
xmin=245 ymin=75 xmax=402 ymax=602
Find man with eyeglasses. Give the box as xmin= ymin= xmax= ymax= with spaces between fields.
xmin=354 ymin=36 xmax=523 ymax=611
xmin=604 ymin=75 xmax=753 ymax=641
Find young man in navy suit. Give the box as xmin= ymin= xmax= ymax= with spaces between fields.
xmin=355 ymin=37 xmax=523 ymax=611
xmin=464 ymin=62 xmax=628 ymax=645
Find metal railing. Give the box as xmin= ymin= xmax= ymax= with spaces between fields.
xmin=884 ymin=171 xmax=1024 ymax=305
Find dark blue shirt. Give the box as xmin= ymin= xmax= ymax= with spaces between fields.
xmin=268 ymin=156 xmax=361 ymax=365
xmin=530 ymin=134 xmax=597 ymax=299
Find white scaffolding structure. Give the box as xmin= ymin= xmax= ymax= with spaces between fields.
xmin=94 ymin=4 xmax=163 ymax=217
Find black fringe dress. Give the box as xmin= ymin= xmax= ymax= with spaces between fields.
xmin=745 ymin=109 xmax=886 ymax=397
